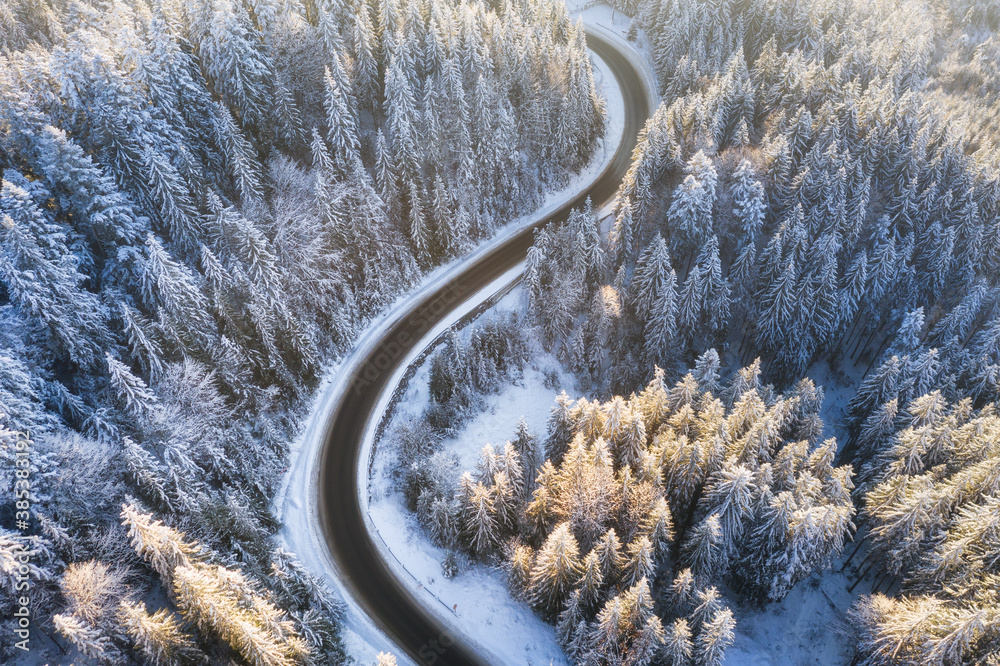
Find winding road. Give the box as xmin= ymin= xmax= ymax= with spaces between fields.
xmin=314 ymin=28 xmax=652 ymax=666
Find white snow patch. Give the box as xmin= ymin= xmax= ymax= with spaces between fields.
xmin=566 ymin=1 xmax=661 ymax=108
xmin=724 ymin=566 xmax=858 ymax=665
xmin=368 ymin=287 xmax=580 ymax=665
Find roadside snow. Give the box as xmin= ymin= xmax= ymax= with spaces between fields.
xmin=566 ymin=1 xmax=661 ymax=107
xmin=272 ymin=19 xmax=654 ymax=664
xmin=367 ymin=285 xmax=578 ymax=665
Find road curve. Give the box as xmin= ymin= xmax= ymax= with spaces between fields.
xmin=316 ymin=29 xmax=652 ymax=666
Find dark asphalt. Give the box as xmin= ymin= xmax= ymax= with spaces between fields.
xmin=316 ymin=29 xmax=651 ymax=666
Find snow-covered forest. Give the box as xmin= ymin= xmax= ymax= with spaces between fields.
xmin=0 ymin=0 xmax=604 ymax=660
xmin=383 ymin=0 xmax=1000 ymax=664
xmin=4 ymin=0 xmax=1000 ymax=662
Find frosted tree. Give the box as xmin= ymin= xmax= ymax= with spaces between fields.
xmin=374 ymin=653 xmax=398 ymax=666
xmin=106 ymin=354 xmax=158 ymax=418
xmin=54 ymin=612 xmax=114 ymax=661
xmin=644 ymin=267 xmax=679 ymax=367
xmin=546 ymin=392 xmax=577 ymax=465
xmin=31 ymin=125 xmax=147 ymax=260
xmin=173 ymin=563 xmax=309 ymax=666
xmin=143 ymin=149 xmax=203 ymax=250
xmin=576 ymin=551 xmax=604 ymax=609
xmin=692 ymin=348 xmax=721 ymax=394
xmin=513 ymin=417 xmax=540 ymax=492
xmin=730 ymin=159 xmax=766 ymax=242
xmin=667 ymin=154 xmax=716 ymax=255
xmin=0 ymin=183 xmax=111 ymax=368
xmin=120 ymin=504 xmax=200 ymax=583
xmin=640 ymin=497 xmax=674 ymax=558
xmin=140 ymin=234 xmax=212 ymax=346
xmin=696 ymin=608 xmax=735 ymax=666
xmin=664 ymin=617 xmax=694 ymax=665
xmin=118 ymin=600 xmax=200 ymax=666
xmin=681 ymin=514 xmax=723 ymax=579
xmin=528 ymin=523 xmax=582 ymax=616
xmin=694 ymin=466 xmax=755 ymax=562
xmin=623 ymin=535 xmax=656 ymax=586
xmin=214 ymin=102 xmax=263 ymax=204
xmin=323 ymin=62 xmax=361 ymax=167
xmin=459 ymin=475 xmax=499 ymax=556
xmin=697 ymin=235 xmax=731 ymax=335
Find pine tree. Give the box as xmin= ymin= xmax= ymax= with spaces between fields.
xmin=119 ymin=303 xmax=166 ymax=380
xmin=696 ymin=608 xmax=735 ymax=666
xmin=576 ymin=551 xmax=604 ymax=609
xmin=53 ymin=613 xmax=113 ymax=661
xmin=507 ymin=543 xmax=535 ymax=597
xmin=173 ymin=563 xmax=308 ymax=666
xmin=757 ymin=257 xmax=798 ymax=351
xmin=143 ymin=149 xmax=203 ymax=250
xmin=623 ymin=535 xmax=655 ymax=586
xmin=645 ymin=267 xmax=679 ymax=367
xmin=31 ymin=125 xmax=147 ymax=259
xmin=676 ymin=265 xmax=705 ymax=341
xmin=731 ymin=159 xmax=766 ymax=242
xmin=587 ymin=594 xmax=624 ymax=664
xmin=698 ymin=235 xmax=731 ymax=334
xmin=847 ymin=355 xmax=902 ymax=430
xmin=374 ymin=653 xmax=398 ymax=666
xmin=513 ymin=417 xmax=540 ymax=493
xmin=323 ymin=63 xmax=361 ymax=167
xmin=668 ymin=164 xmax=714 ymax=255
xmin=640 ymin=498 xmax=674 ymax=561
xmin=695 ymin=465 xmax=756 ymax=562
xmin=0 ymin=184 xmax=111 ymax=368
xmin=118 ymin=600 xmax=200 ymax=666
xmin=681 ymin=514 xmax=723 ymax=578
xmin=594 ymin=527 xmax=624 ymax=586
xmin=460 ymin=476 xmax=499 ymax=556
xmin=528 ymin=523 xmax=582 ymax=616
xmin=664 ymin=617 xmax=694 ymax=666
xmin=352 ymin=7 xmax=379 ymax=110
xmin=546 ymin=392 xmax=577 ymax=465
xmin=214 ymin=102 xmax=263 ymax=204
xmin=618 ymin=413 xmax=649 ymax=471
xmin=140 ymin=234 xmax=212 ymax=344
xmin=106 ymin=354 xmax=158 ymax=418
xmin=120 ymin=504 xmax=200 ymax=583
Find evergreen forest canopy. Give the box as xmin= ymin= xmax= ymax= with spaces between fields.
xmin=0 ymin=0 xmax=604 ymax=661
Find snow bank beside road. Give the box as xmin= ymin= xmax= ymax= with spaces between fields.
xmin=366 ymin=284 xmax=578 ymax=665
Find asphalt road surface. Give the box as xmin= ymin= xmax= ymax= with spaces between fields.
xmin=316 ymin=29 xmax=652 ymax=666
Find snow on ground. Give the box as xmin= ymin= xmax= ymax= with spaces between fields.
xmin=272 ymin=16 xmax=652 ymax=663
xmin=373 ymin=289 xmax=864 ymax=666
xmin=724 ymin=566 xmax=858 ymax=666
xmin=367 ymin=286 xmax=577 ymax=665
xmin=566 ymin=1 xmax=661 ymax=106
